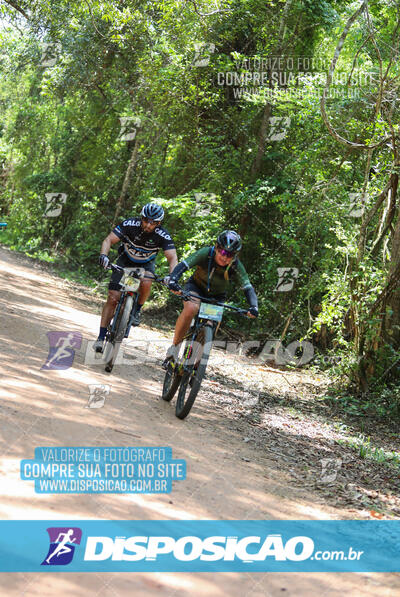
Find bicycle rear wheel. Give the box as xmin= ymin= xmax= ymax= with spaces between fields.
xmin=175 ymin=325 xmax=213 ymax=419
xmin=104 ymin=294 xmax=133 ymax=373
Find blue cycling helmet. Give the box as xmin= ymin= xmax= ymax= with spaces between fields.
xmin=216 ymin=230 xmax=242 ymax=253
xmin=141 ymin=202 xmax=164 ymax=222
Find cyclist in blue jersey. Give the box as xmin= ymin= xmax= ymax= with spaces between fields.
xmin=93 ymin=203 xmax=178 ymax=352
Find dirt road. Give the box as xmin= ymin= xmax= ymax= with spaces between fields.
xmin=0 ymin=246 xmax=399 ymax=596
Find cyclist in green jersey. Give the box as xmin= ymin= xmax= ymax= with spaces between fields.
xmin=163 ymin=230 xmax=258 ymax=368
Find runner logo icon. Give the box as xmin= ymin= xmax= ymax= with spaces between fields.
xmin=41 ymin=527 xmax=82 ymax=565
xmin=41 ymin=331 xmax=82 ymax=370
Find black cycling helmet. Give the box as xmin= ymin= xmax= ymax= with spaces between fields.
xmin=141 ymin=202 xmax=164 ymax=222
xmin=216 ymin=230 xmax=242 ymax=253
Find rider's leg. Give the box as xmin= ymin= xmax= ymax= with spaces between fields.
xmin=94 ymin=290 xmax=121 ymax=351
xmin=136 ymin=278 xmax=152 ymax=309
xmin=99 ymin=255 xmax=125 ymax=336
xmin=129 ymin=259 xmax=156 ymax=326
xmin=100 ymin=290 xmax=121 ymax=328
xmin=162 ymin=298 xmax=200 ymax=369
xmin=173 ymin=297 xmax=200 ymax=346
xmin=129 ymin=279 xmax=152 ymax=327
xmin=135 ymin=260 xmax=155 ymax=312
xmin=94 ymin=254 xmax=126 ymax=351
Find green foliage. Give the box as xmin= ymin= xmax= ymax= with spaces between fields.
xmin=338 ymin=433 xmax=400 ymax=468
xmin=0 ymin=0 xmax=400 ymax=417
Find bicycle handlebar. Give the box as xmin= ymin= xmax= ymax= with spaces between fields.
xmin=107 ymin=256 xmax=249 ymax=316
xmin=107 ymin=263 xmax=168 ymax=285
xmin=174 ymin=287 xmax=250 ymax=316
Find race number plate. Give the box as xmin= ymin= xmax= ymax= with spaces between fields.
xmin=198 ymin=302 xmax=224 ymax=321
xmin=122 ymin=268 xmax=143 ymax=291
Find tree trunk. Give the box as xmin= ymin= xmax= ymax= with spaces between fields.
xmin=3 ymin=0 xmax=29 ymax=20
xmin=250 ymin=103 xmax=271 ymax=182
xmin=386 ymin=172 xmax=400 ymax=347
xmin=249 ymin=0 xmax=294 ymax=181
xmin=112 ymin=132 xmax=141 ymax=227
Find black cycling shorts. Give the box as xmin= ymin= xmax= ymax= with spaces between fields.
xmin=108 ymin=255 xmax=156 ymax=291
xmin=183 ymin=277 xmax=226 ymax=303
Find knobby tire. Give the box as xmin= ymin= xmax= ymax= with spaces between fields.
xmin=104 ymin=294 xmax=133 ymax=372
xmin=161 ymin=361 xmax=181 ymax=402
xmin=175 ymin=324 xmax=213 ymax=419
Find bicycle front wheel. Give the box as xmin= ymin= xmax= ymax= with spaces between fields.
xmin=175 ymin=325 xmax=213 ymax=419
xmin=104 ymin=294 xmax=133 ymax=372
xmin=161 ymin=361 xmax=181 ymax=402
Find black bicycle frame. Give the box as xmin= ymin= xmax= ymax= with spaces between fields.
xmin=107 ymin=264 xmax=139 ymax=339
xmin=107 ymin=262 xmax=165 ymax=339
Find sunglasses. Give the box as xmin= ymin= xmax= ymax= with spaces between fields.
xmin=217 ymin=247 xmax=235 ymax=258
xmin=142 ymin=217 xmax=157 ymax=224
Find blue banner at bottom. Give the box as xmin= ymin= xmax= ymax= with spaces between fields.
xmin=0 ymin=520 xmax=399 ymax=572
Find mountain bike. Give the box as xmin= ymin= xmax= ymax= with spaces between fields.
xmin=102 ymin=263 xmax=145 ymax=373
xmin=101 ymin=232 xmax=165 ymax=373
xmin=102 ymin=264 xmax=166 ymax=373
xmin=161 ymin=290 xmax=249 ymax=419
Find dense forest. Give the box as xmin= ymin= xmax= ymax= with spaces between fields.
xmin=0 ymin=0 xmax=399 ymax=417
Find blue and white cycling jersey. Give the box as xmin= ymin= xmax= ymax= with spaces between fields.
xmin=113 ymin=217 xmax=175 ymax=264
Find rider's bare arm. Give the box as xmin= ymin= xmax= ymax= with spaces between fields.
xmin=100 ymin=232 xmax=120 ymax=255
xmin=164 ymin=248 xmax=178 ymax=273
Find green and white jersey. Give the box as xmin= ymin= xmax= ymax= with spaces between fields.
xmin=183 ymin=246 xmax=252 ymax=296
